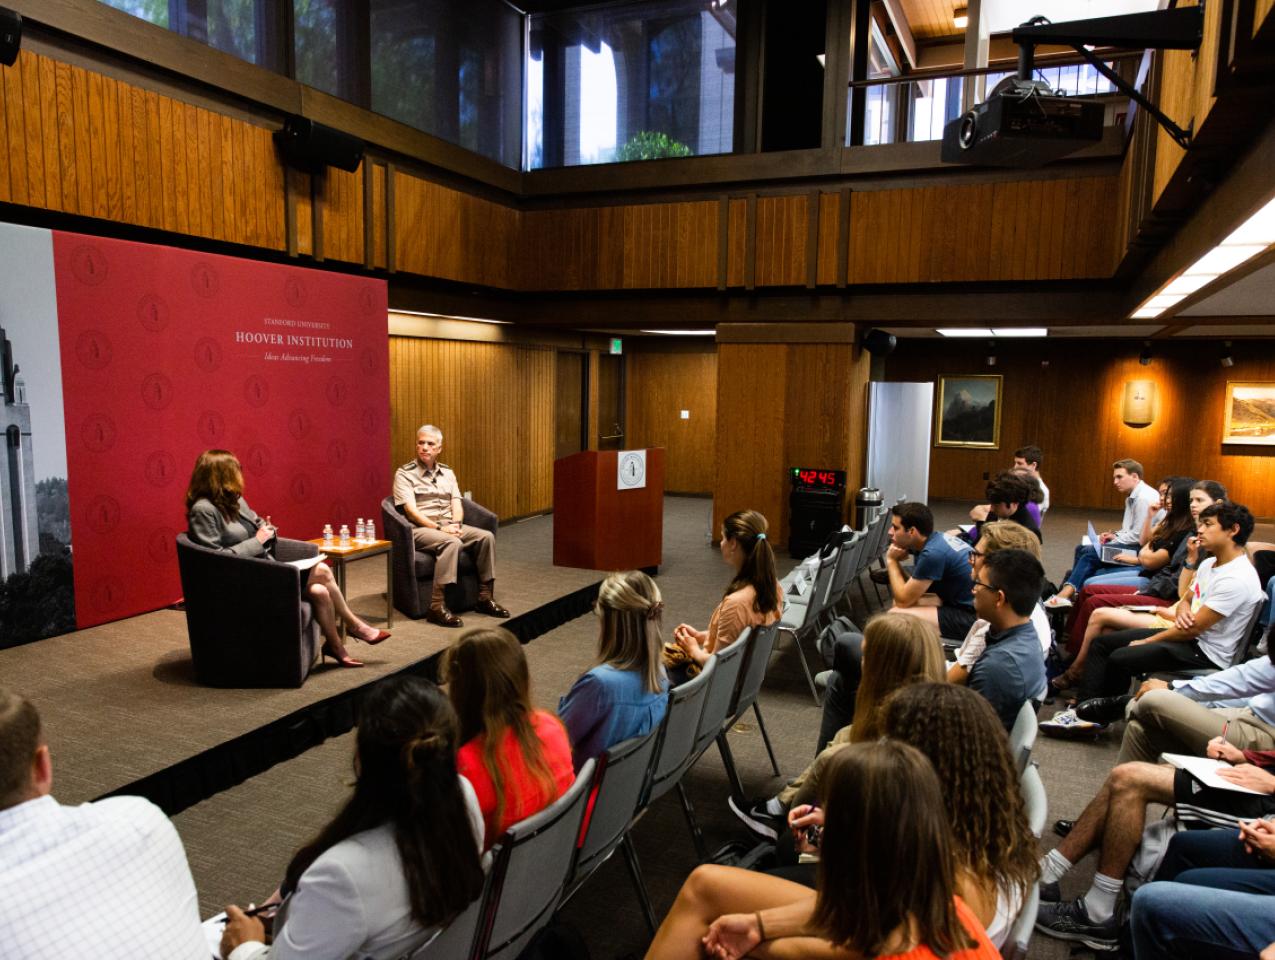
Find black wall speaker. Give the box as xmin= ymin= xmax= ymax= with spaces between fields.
xmin=274 ymin=116 xmax=364 ymax=173
xmin=862 ymin=328 xmax=897 ymax=357
xmin=0 ymin=8 xmax=21 ymax=69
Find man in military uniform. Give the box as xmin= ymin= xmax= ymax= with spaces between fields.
xmin=392 ymin=424 xmax=508 ymax=627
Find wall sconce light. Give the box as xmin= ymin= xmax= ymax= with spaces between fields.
xmin=1138 ymin=342 xmax=1153 ymax=366
xmin=953 ymin=5 xmax=969 ymax=29
xmin=1221 ymin=341 xmax=1235 ymax=367
xmin=985 ymin=340 xmax=997 ymax=367
xmin=1122 ymin=379 xmax=1157 ymax=426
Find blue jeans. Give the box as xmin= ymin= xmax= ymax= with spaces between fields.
xmin=1064 ymin=542 xmax=1131 ymax=591
xmin=1085 ymin=567 xmax=1151 ymax=591
xmin=1130 ymin=881 xmax=1275 ymax=958
xmin=1157 ymin=829 xmax=1275 ymax=893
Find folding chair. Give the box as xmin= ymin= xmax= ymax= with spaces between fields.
xmin=716 ymin=623 xmax=782 ymax=799
xmin=1020 ymin=762 xmax=1047 ymax=839
xmin=1008 ymin=701 xmax=1038 ymax=775
xmin=777 ymin=550 xmax=838 ymax=703
xmin=1000 ymin=883 xmax=1039 ymax=960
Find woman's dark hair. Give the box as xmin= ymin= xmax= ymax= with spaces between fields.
xmin=442 ymin=628 xmax=559 ymax=831
xmin=1152 ymin=476 xmax=1197 ymax=545
xmin=813 ymin=741 xmax=971 ymax=955
xmin=283 ymin=676 xmax=483 ymax=928
xmin=721 ymin=510 xmax=779 ymax=616
xmin=1193 ymin=479 xmax=1227 ymax=502
xmin=881 ymin=683 xmax=1039 ymax=908
xmin=185 ymin=449 xmax=244 ymax=520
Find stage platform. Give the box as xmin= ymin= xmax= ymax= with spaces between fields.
xmin=3 ymin=506 xmax=623 ymax=812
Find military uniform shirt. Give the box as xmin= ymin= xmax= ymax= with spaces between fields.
xmin=392 ymin=460 xmax=461 ymax=526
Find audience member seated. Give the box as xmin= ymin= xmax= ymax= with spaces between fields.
xmin=965 ymin=548 xmax=1048 ymax=731
xmin=882 ymin=501 xmax=976 ymax=640
xmin=220 ymin=676 xmax=485 ymax=960
xmin=663 ymin=509 xmax=782 ymax=683
xmin=730 ymin=614 xmax=945 ymax=837
xmin=1114 ymin=637 xmax=1275 ymax=764
xmin=1046 ymin=458 xmax=1161 ymax=609
xmin=1013 ymin=444 xmax=1050 ymax=515
xmin=960 ymin=472 xmax=1042 ymax=545
xmin=644 ymin=741 xmax=1001 ymax=960
xmin=1043 ymin=501 xmax=1266 ymax=736
xmin=442 ymin=627 xmax=574 ymax=848
xmin=1079 ymin=476 xmax=1196 ymax=592
xmin=1035 ymin=733 xmax=1275 ymax=949
xmin=392 ymin=424 xmax=507 ymax=628
xmin=1059 ymin=480 xmax=1225 ymax=680
xmin=1130 ymin=821 xmax=1275 ymax=958
xmin=0 ymin=689 xmax=207 ymax=959
xmin=947 ymin=521 xmax=1051 ymax=698
xmin=1009 ymin=468 xmax=1046 ymax=529
xmin=558 ymin=570 xmax=668 ymax=772
xmin=877 ymin=683 xmax=1040 ymax=950
xmin=186 ymin=449 xmax=389 ymax=668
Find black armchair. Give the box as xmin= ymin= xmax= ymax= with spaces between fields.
xmin=380 ymin=496 xmax=499 ymax=619
xmin=175 ymin=534 xmax=322 ymax=687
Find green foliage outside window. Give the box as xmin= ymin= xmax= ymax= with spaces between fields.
xmin=615 ymin=130 xmax=694 ymax=161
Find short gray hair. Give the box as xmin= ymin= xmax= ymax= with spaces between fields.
xmin=417 ymin=424 xmax=443 ymax=441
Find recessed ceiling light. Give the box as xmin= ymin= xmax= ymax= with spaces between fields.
xmin=1222 ymin=196 xmax=1275 ymax=246
xmin=639 ymin=329 xmax=716 ymax=336
xmin=1161 ymin=274 xmax=1217 ymax=297
xmin=1183 ymin=244 xmax=1268 ymax=277
xmin=937 ymin=327 xmax=993 ymax=337
xmin=953 ymin=5 xmax=968 ymax=29
xmin=1130 ymin=307 xmax=1161 ymax=319
xmin=990 ymin=328 xmax=1048 ymax=337
xmin=390 ymin=309 xmax=512 ymax=324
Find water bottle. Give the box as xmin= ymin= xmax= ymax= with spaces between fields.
xmin=365 ymin=518 xmax=376 ymax=542
xmin=322 ymin=523 xmax=333 ymax=546
xmin=356 ymin=518 xmax=366 ymax=542
xmin=339 ymin=523 xmax=350 ymax=547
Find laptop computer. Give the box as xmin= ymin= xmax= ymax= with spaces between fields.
xmin=1085 ymin=521 xmax=1138 ymax=564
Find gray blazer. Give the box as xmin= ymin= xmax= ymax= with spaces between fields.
xmin=187 ymin=497 xmax=270 ymax=557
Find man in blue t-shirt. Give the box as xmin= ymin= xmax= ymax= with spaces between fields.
xmin=885 ymin=501 xmax=977 ymax=640
xmin=967 ymin=548 xmax=1048 ymax=730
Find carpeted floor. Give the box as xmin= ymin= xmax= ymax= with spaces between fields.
xmin=166 ymin=498 xmax=1271 ymax=959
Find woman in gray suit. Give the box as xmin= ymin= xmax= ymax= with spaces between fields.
xmin=185 ymin=449 xmax=390 ymax=667
xmin=220 ymin=675 xmax=487 ymax=959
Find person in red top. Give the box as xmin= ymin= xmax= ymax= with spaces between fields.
xmin=443 ymin=627 xmax=574 ymax=849
xmin=644 ymin=740 xmax=1000 ymax=960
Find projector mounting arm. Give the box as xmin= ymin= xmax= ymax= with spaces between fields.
xmin=1011 ymin=6 xmax=1205 ymax=151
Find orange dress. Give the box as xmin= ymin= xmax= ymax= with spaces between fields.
xmin=883 ymin=897 xmax=1002 ymax=959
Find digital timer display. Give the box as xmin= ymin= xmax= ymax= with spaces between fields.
xmin=790 ymin=468 xmax=846 ymax=489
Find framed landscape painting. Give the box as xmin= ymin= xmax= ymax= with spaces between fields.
xmin=935 ymin=374 xmax=1002 ymax=448
xmin=1222 ymin=382 xmax=1275 ymax=445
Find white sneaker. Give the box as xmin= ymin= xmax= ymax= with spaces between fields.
xmin=1044 ymin=594 xmax=1073 ymax=610
xmin=1038 ymin=709 xmax=1103 ymax=739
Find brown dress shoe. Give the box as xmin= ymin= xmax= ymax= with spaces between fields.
xmin=474 ymin=598 xmax=510 ymax=618
xmin=425 ymin=606 xmax=464 ymax=628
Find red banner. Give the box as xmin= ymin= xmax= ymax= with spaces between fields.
xmin=53 ymin=233 xmax=389 ymax=628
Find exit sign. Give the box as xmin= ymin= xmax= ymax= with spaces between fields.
xmin=609 ymin=338 xmax=623 ymax=355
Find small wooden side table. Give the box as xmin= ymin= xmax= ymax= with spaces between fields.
xmin=307 ymin=538 xmax=393 ymax=637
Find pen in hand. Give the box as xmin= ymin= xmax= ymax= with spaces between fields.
xmin=220 ymin=903 xmax=279 ymax=923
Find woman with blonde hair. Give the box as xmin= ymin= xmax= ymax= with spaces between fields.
xmin=665 ymin=509 xmax=783 ymax=681
xmin=731 ymin=613 xmax=945 ymax=837
xmin=442 ymin=627 xmax=574 ymax=847
xmin=185 ymin=449 xmax=389 ymax=667
xmin=558 ymin=570 xmax=669 ymax=771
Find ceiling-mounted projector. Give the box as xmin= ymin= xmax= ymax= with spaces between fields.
xmin=941 ymin=78 xmax=1104 ymax=167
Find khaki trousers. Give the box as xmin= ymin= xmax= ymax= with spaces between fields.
xmin=778 ymin=724 xmax=855 ymax=809
xmin=1117 ymin=688 xmax=1275 ymax=764
xmin=411 ymin=524 xmax=495 ymax=587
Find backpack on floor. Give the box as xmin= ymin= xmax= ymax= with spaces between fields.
xmin=709 ymin=837 xmax=778 ymax=873
xmin=817 ymin=615 xmax=859 ymax=668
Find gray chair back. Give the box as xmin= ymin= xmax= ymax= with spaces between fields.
xmin=404 ymin=895 xmax=484 ymax=959
xmin=573 ymin=730 xmax=661 ymax=880
xmin=1021 ymin=762 xmax=1047 ymax=839
xmin=689 ymin=635 xmax=750 ymax=761
xmin=645 ymin=657 xmax=716 ymax=805
xmin=475 ymin=758 xmax=596 ymax=960
xmin=729 ymin=623 xmax=780 ymax=724
xmin=826 ymin=532 xmax=865 ymax=605
xmin=867 ymin=511 xmax=891 ymax=562
xmin=1000 ymin=882 xmax=1039 ymax=960
xmin=1009 ymin=701 xmax=1038 ymax=775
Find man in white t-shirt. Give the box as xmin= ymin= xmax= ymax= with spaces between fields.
xmin=1063 ymin=501 xmax=1266 ymax=724
xmin=0 ymin=689 xmax=208 ymax=960
xmin=1013 ymin=444 xmax=1050 ymax=514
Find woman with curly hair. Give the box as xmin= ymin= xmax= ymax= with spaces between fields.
xmin=875 ymin=682 xmax=1040 ymax=948
xmin=645 ymin=740 xmax=1000 ymax=960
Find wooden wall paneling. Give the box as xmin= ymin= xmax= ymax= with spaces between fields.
xmin=806 ymin=190 xmax=820 ymax=289
xmin=727 ymin=198 xmax=747 ymax=287
xmin=885 ymin=339 xmax=1275 ymax=517
xmin=837 ymin=188 xmax=851 ymax=287
xmin=0 ymin=54 xmax=11 ymax=203
xmin=754 ymin=194 xmax=808 ymax=287
xmin=816 ymin=192 xmax=839 ymax=285
xmin=717 ymin=196 xmax=730 ymax=291
xmin=39 ymin=55 xmax=61 ymax=213
xmin=292 ymin=168 xmax=313 ymax=256
xmin=69 ymin=64 xmax=92 ymax=215
xmin=624 ymin=346 xmax=718 ymax=493
xmin=322 ymin=165 xmax=364 ymax=265
xmin=18 ymin=52 xmax=45 ymax=209
xmin=3 ymin=53 xmax=27 ymax=206
xmin=363 ymin=160 xmax=375 ymax=269
xmin=744 ymin=195 xmax=757 ymax=290
xmin=112 ymin=76 xmax=132 ymax=222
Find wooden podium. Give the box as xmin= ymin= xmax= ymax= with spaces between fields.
xmin=553 ymin=448 xmax=664 ymax=570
